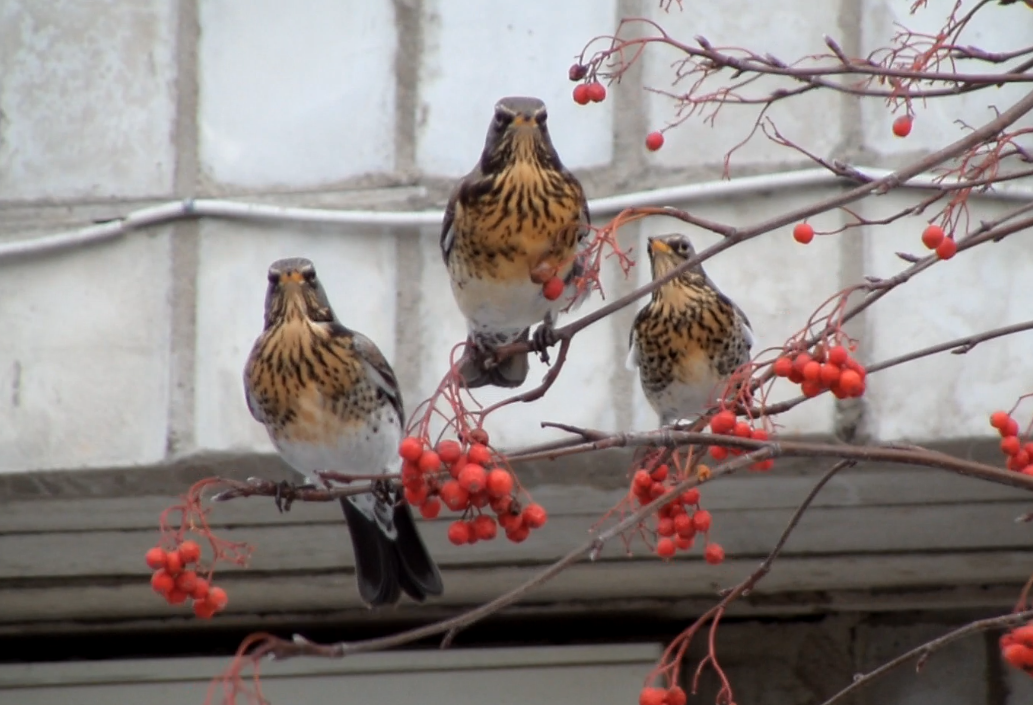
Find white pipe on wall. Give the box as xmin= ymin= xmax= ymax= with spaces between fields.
xmin=1 ymin=167 xmax=1030 ymax=261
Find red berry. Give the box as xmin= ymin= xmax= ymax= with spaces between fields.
xmin=640 ymin=688 xmax=666 ymax=705
xmin=193 ymin=599 xmax=217 ymax=620
xmin=892 ymin=115 xmax=913 ymax=137
xmin=418 ymin=450 xmax=441 ymax=474
xmin=541 ymin=276 xmax=565 ymax=301
xmin=486 ymin=468 xmax=514 ymax=498
xmin=773 ymin=356 xmax=793 ymax=377
xmin=665 ymin=687 xmax=688 ymax=705
xmin=1013 ymin=450 xmax=1030 ymax=469
xmin=657 ymin=517 xmax=675 ymax=537
xmin=828 ymin=345 xmax=848 ymax=366
xmin=751 ymin=428 xmax=769 ymax=441
xmin=793 ymin=222 xmax=814 ymax=244
xmin=819 ymin=363 xmax=841 ymax=387
xmin=673 ymin=513 xmax=694 ymax=537
xmin=838 ymin=369 xmax=864 ymax=396
xmin=1001 ymin=418 xmax=1020 ymax=437
xmin=656 ymin=537 xmax=676 ymax=558
xmin=447 ymin=520 xmax=471 ymax=546
xmin=733 ymin=421 xmax=752 ymax=438
xmin=674 ymin=535 xmax=694 ymax=550
xmin=649 ymin=482 xmax=667 ymax=499
xmin=151 ymin=569 xmax=174 ymax=595
xmin=436 ymin=439 xmax=462 ymax=464
xmin=467 ymin=443 xmax=492 ymax=466
xmin=1002 ymin=435 xmax=1021 ymax=456
xmin=681 ymin=488 xmax=700 ymax=505
xmin=801 ymin=379 xmax=823 ymax=398
xmin=568 ymin=63 xmax=587 ymax=82
xmin=420 ymin=498 xmax=442 ymax=519
xmin=651 ymin=464 xmax=669 ymax=482
xmin=523 ymin=503 xmax=548 ymax=529
xmin=645 ymin=131 xmax=664 ymax=151
xmin=990 ymin=411 xmax=1012 ymax=430
xmin=1003 ymin=643 xmax=1033 ymax=669
xmin=468 ymin=428 xmax=490 ymax=445
xmin=802 ymin=360 xmax=821 ymax=383
xmin=207 ymin=586 xmax=229 ymax=611
xmin=178 ymin=540 xmax=201 ymax=564
xmin=921 ymin=224 xmax=945 ymax=249
xmin=704 ymin=543 xmax=726 ymax=565
xmin=633 ymin=469 xmax=653 ymax=491
xmin=472 ymin=514 xmax=498 ymax=541
xmin=175 ymin=570 xmax=198 ymax=595
xmin=405 ymin=485 xmax=429 ymax=506
xmin=506 ymin=524 xmax=531 ymax=543
xmin=1011 ymin=624 xmax=1033 ymax=647
xmin=399 ymin=436 xmax=423 ymax=462
xmin=458 ymin=463 xmax=487 ymax=493
xmin=935 ymin=238 xmax=957 ymax=260
xmin=586 ymin=81 xmax=606 ymax=102
xmin=191 ymin=577 xmax=210 ymax=601
xmin=164 ymin=550 xmax=183 ymax=576
xmin=145 ymin=547 xmax=167 ymax=570
xmin=692 ymin=510 xmax=712 ymax=532
xmin=710 ymin=410 xmax=736 ymax=435
xmin=166 ymin=589 xmax=189 ymax=605
xmin=572 ymin=83 xmax=591 ymax=105
xmin=709 ymin=445 xmax=728 ymax=461
xmin=439 ymin=480 xmax=470 ymax=511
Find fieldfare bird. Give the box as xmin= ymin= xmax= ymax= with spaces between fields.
xmin=243 ymin=257 xmax=443 ymax=606
xmin=441 ymin=96 xmax=591 ymax=389
xmin=627 ymin=234 xmax=754 ymax=426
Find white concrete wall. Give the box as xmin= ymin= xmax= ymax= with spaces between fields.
xmin=1 ymin=0 xmax=1031 ymax=476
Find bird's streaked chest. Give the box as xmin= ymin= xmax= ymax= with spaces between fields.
xmin=447 ymin=163 xmax=585 ymax=283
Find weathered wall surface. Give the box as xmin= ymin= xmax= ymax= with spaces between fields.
xmin=1 ymin=2 xmax=1032 ymax=702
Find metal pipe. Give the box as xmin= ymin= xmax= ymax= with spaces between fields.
xmin=2 ymin=167 xmax=1030 ymax=261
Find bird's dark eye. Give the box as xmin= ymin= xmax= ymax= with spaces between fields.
xmin=535 ymin=111 xmax=547 ymax=125
xmin=302 ymin=269 xmax=317 ymax=283
xmin=267 ymin=271 xmax=279 ymax=283
xmin=494 ymin=111 xmax=513 ymax=128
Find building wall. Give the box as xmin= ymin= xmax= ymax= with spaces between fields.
xmin=1 ymin=2 xmax=1032 ymax=704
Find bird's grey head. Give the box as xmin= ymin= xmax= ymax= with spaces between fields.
xmin=263 ymin=257 xmax=335 ymax=327
xmin=479 ymin=96 xmax=561 ymax=174
xmin=647 ymin=233 xmax=707 ymax=279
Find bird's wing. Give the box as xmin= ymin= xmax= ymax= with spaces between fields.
xmin=242 ymin=339 xmax=271 ymax=424
xmin=440 ymin=179 xmax=461 ymax=264
xmin=708 ymin=276 xmax=754 ymax=350
xmin=625 ymin=304 xmax=651 ymax=370
xmin=334 ymin=323 xmax=405 ymax=423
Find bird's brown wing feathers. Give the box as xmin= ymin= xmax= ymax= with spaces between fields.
xmin=331 ymin=322 xmax=405 ymax=422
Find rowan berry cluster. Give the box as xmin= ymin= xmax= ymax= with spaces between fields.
xmin=991 ymin=411 xmax=1033 ymax=475
xmin=773 ymin=343 xmax=866 ymax=399
xmin=398 ymin=431 xmax=548 ymax=545
xmin=145 ymin=540 xmax=228 ymax=619
xmin=570 ymin=67 xmax=607 ymax=105
xmin=1001 ymin=622 xmax=1033 ymax=675
xmin=707 ymin=409 xmax=774 ymax=472
xmin=639 ymin=685 xmax=687 ymax=705
xmin=630 ymin=463 xmax=725 ymax=564
xmin=920 ymin=224 xmax=957 ymax=260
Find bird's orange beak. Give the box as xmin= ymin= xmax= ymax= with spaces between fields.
xmin=279 ymin=271 xmax=305 ymax=285
xmin=649 ymin=238 xmax=673 ymax=255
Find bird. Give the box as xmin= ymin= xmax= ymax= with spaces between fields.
xmin=627 ymin=234 xmax=755 ymax=427
xmin=243 ymin=257 xmax=443 ymax=606
xmin=441 ymin=95 xmax=592 ymax=389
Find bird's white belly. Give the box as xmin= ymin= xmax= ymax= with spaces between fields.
xmin=454 ymin=277 xmax=574 ymax=339
xmin=270 ymin=405 xmax=402 ymax=486
xmin=646 ymin=380 xmax=719 ymax=426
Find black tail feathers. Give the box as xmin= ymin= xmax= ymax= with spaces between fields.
xmin=339 ymin=494 xmax=443 ymax=607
